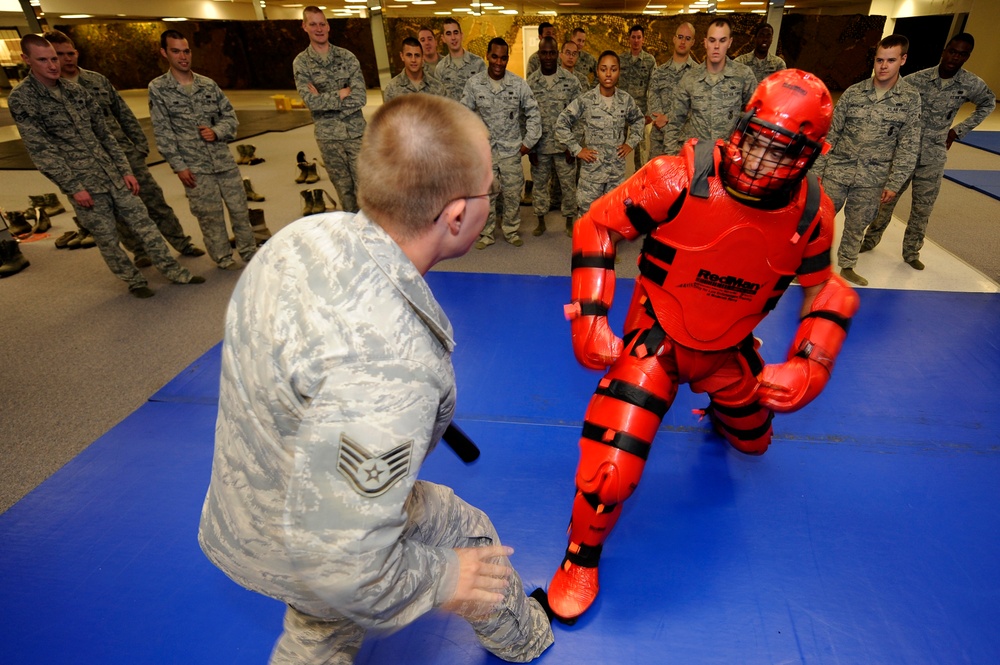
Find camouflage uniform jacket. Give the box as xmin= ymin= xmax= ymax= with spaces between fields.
xmin=577 ymin=51 xmax=597 ymax=85
xmin=293 ymin=45 xmax=367 ymax=141
xmin=148 ymin=72 xmax=239 ymax=175
xmin=382 ymin=71 xmax=448 ymax=102
xmin=566 ymin=67 xmax=591 ymax=92
xmin=423 ymin=57 xmax=442 ymax=82
xmin=8 ymin=75 xmax=131 ymax=195
xmin=904 ymin=66 xmax=995 ymax=166
xmin=75 ymin=68 xmax=149 ymax=159
xmin=527 ymin=67 xmax=583 ymax=154
xmin=663 ymin=60 xmax=757 ymax=154
xmin=734 ymin=52 xmax=786 ymax=82
xmin=199 ymin=211 xmax=461 ymax=628
xmin=462 ymin=71 xmax=542 ymax=158
xmin=435 ymin=50 xmax=485 ymax=101
xmin=816 ymin=77 xmax=922 ymax=192
xmin=647 ymin=58 xmax=695 ymax=138
xmin=555 ymin=87 xmax=645 ymax=183
xmin=527 ymin=51 xmax=540 ymax=76
xmin=618 ymin=50 xmax=656 ymax=114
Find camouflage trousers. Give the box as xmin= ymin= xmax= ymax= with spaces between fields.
xmin=864 ymin=160 xmax=946 ymax=263
xmin=649 ymin=126 xmax=666 ymax=160
xmin=630 ymin=123 xmax=650 ymax=172
xmin=531 ymin=153 xmax=577 ymax=219
xmin=117 ymin=153 xmax=194 ymax=258
xmin=72 ymin=186 xmax=192 ymax=289
xmin=577 ymin=176 xmax=622 ymax=219
xmin=269 ymin=481 xmax=554 ymax=664
xmin=481 ymin=154 xmax=525 ymax=244
xmin=317 ymin=138 xmax=362 ymax=213
xmin=823 ymin=179 xmax=882 ymax=270
xmin=184 ymin=168 xmax=255 ymax=266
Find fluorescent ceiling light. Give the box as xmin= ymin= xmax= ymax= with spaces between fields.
xmin=163 ymin=17 xmax=189 ymax=21
xmin=60 ymin=14 xmax=93 ymax=18
xmin=499 ymin=9 xmax=518 ymax=13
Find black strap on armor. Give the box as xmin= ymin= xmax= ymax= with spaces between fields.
xmin=595 ymin=378 xmax=670 ymax=419
xmin=737 ymin=334 xmax=765 ymax=376
xmin=577 ymin=301 xmax=610 ymax=317
xmin=581 ymin=491 xmax=618 ymax=515
xmin=581 ymin=421 xmax=651 ymax=461
xmin=565 ymin=542 xmax=604 ymax=568
xmin=802 ymin=309 xmax=852 ymax=333
xmin=690 ymin=140 xmax=716 ymax=199
xmin=572 ymin=253 xmax=616 ymax=271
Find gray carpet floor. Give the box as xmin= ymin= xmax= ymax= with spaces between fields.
xmin=1 ymin=102 xmax=998 ymax=514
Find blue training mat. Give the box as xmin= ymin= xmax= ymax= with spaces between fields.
xmin=957 ymin=130 xmax=1000 ymax=156
xmin=4 ymin=272 xmax=999 ymax=664
xmin=943 ymin=169 xmax=1000 ymax=201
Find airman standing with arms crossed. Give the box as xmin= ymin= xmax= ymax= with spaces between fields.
xmin=293 ymin=6 xmax=368 ymax=212
xmin=863 ymin=33 xmax=995 ymax=271
xmin=813 ymin=34 xmax=922 ymax=286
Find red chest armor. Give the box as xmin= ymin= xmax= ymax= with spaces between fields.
xmin=637 ymin=141 xmax=821 ymax=351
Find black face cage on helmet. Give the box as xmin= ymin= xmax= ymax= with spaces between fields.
xmin=722 ymin=109 xmax=824 ymax=197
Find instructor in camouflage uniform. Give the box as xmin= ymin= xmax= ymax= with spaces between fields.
xmin=44 ymin=30 xmax=205 ymax=264
xmin=294 ymin=5 xmax=367 ymax=212
xmin=527 ymin=36 xmax=583 ymax=237
xmin=10 ymin=35 xmax=202 ymax=298
xmin=148 ymin=30 xmax=256 ymax=271
xmin=663 ymin=17 xmax=757 ymax=156
xmin=462 ymin=38 xmax=541 ymax=248
xmin=814 ymin=34 xmax=921 ymax=287
xmin=863 ymin=32 xmax=995 ymax=270
xmin=198 ymin=94 xmax=554 ymax=665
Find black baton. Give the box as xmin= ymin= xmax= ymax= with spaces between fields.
xmin=442 ymin=422 xmax=480 ymax=464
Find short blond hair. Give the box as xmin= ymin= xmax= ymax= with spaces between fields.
xmin=358 ymin=95 xmax=489 ymax=239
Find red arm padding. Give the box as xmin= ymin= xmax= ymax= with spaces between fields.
xmin=565 ymin=157 xmax=688 ymax=370
xmin=566 ymin=215 xmax=622 ymax=370
xmin=756 ymin=273 xmax=860 ymax=412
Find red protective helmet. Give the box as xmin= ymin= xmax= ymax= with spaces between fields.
xmin=721 ymin=69 xmax=833 ymax=199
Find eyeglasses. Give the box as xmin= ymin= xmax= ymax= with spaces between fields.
xmin=433 ymin=193 xmax=490 ymax=222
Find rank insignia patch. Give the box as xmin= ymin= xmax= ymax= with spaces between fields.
xmin=337 ymin=434 xmax=413 ymax=497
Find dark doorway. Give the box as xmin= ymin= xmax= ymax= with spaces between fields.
xmin=893 ymin=14 xmax=954 ymax=77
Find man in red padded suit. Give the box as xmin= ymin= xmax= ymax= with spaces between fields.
xmin=548 ymin=69 xmax=860 ymax=622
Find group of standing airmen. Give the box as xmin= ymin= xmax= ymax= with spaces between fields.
xmin=10 ymin=29 xmax=268 ymax=297
xmin=297 ymin=7 xmax=994 ymax=285
xmin=10 ymin=9 xmax=993 ymax=297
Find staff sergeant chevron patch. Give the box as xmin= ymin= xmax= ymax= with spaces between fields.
xmin=337 ymin=434 xmax=413 ymax=497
